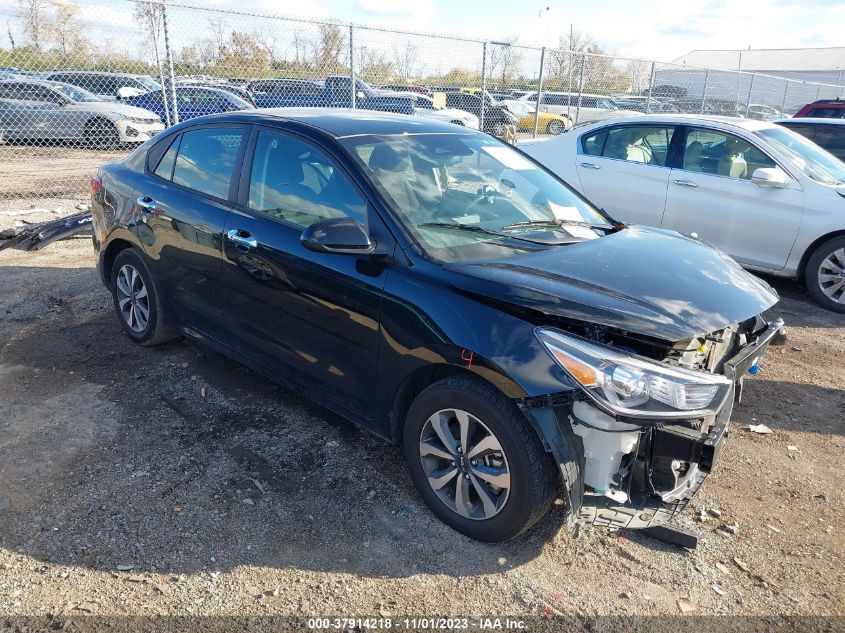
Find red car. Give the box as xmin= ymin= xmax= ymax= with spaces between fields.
xmin=793 ymin=98 xmax=845 ymax=119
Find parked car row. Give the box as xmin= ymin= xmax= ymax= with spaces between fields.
xmin=1 ymin=66 xmax=842 ymax=149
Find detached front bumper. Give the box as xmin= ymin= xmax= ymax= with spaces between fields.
xmin=521 ymin=319 xmax=787 ymax=529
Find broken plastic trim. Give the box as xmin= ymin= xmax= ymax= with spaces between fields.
xmin=0 ymin=212 xmax=92 ymax=252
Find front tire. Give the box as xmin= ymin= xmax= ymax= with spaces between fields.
xmin=546 ymin=119 xmax=564 ymax=135
xmin=403 ymin=376 xmax=558 ymax=542
xmin=86 ymin=118 xmax=120 ymax=150
xmin=805 ymin=236 xmax=845 ymax=313
xmin=491 ymin=121 xmax=507 ymax=137
xmin=110 ymin=248 xmax=174 ymax=345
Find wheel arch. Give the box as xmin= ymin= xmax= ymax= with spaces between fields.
xmin=387 ymin=361 xmax=528 ymax=444
xmin=798 ymin=229 xmax=845 ymax=277
xmin=100 ymin=238 xmax=136 ymax=285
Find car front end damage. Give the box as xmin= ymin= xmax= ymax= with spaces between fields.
xmin=518 ymin=316 xmax=787 ymax=529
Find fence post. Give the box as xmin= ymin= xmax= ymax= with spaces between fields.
xmin=532 ymin=46 xmax=546 ymax=138
xmin=567 ymin=42 xmax=573 ymax=117
xmin=744 ymin=74 xmax=754 ymax=117
xmin=780 ymin=81 xmax=789 ymax=116
xmin=349 ymin=24 xmax=356 ymax=109
xmin=645 ymin=61 xmax=655 ymax=113
xmin=700 ymin=69 xmax=709 ymax=114
xmin=480 ymin=41 xmax=487 ymax=133
xmin=574 ymin=54 xmax=586 ymax=124
xmin=161 ymin=0 xmax=178 ymax=125
xmin=149 ymin=0 xmax=170 ymax=127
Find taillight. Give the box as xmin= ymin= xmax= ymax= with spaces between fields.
xmin=90 ymin=173 xmax=102 ymax=196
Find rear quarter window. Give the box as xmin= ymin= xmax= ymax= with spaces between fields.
xmin=170 ymin=128 xmax=243 ymax=199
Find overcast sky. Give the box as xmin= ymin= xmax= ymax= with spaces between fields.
xmin=1 ymin=0 xmax=842 ymax=63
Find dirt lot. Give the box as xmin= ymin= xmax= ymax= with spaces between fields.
xmin=1 ymin=205 xmax=843 ymax=623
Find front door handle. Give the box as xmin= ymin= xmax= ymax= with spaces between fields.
xmin=136 ymin=196 xmax=157 ymax=211
xmin=579 ymin=162 xmax=601 ymax=170
xmin=672 ymin=179 xmax=699 ymax=188
xmin=226 ymin=229 xmax=258 ymax=249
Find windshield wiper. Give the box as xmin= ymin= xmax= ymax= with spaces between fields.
xmin=417 ymin=222 xmax=562 ymax=245
xmin=501 ymin=219 xmax=611 ymax=232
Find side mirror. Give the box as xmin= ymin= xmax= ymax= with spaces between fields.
xmin=751 ymin=167 xmax=789 ymax=188
xmin=300 ymin=217 xmax=373 ymax=254
xmin=356 ymin=90 xmax=366 ymax=101
xmin=117 ymin=86 xmax=143 ymax=100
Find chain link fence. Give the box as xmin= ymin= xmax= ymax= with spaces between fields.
xmin=1 ymin=0 xmax=844 ymax=207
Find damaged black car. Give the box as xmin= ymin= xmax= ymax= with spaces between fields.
xmin=90 ymin=110 xmax=785 ymax=542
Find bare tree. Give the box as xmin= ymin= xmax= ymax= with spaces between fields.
xmin=7 ymin=20 xmax=16 ymax=51
xmin=392 ymin=40 xmax=418 ymax=80
xmin=253 ymin=27 xmax=279 ymax=67
xmin=626 ymin=59 xmax=651 ymax=94
xmin=207 ymin=16 xmax=228 ymax=63
xmin=49 ymin=0 xmax=85 ymax=57
xmin=489 ymin=38 xmax=521 ymax=87
xmin=16 ymin=0 xmax=50 ymax=51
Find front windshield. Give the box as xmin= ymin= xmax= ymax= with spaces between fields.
xmin=340 ymin=132 xmax=611 ymax=263
xmin=225 ymin=91 xmax=253 ymax=109
xmin=136 ymin=76 xmax=161 ymax=91
xmin=757 ymin=126 xmax=845 ymax=186
xmin=53 ymin=83 xmax=100 ymax=102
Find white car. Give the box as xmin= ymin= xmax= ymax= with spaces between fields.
xmin=410 ymin=94 xmax=479 ymax=130
xmin=0 ymin=79 xmax=163 ymax=148
xmin=502 ymin=91 xmax=641 ymax=125
xmin=521 ymin=114 xmax=845 ymax=312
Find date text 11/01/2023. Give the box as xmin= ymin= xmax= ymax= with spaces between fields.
xmin=306 ymin=617 xmax=527 ymax=629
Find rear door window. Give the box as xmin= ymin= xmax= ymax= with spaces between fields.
xmin=171 ymin=127 xmax=244 ymax=199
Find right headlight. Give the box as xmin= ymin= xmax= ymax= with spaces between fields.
xmin=536 ymin=328 xmax=732 ymax=419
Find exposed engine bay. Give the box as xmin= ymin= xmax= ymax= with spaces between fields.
xmin=522 ymin=315 xmax=786 ymax=530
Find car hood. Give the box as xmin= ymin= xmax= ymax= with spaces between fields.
xmin=68 ymin=101 xmax=160 ymax=121
xmin=417 ymin=107 xmax=476 ymax=120
xmin=445 ymin=225 xmax=779 ymax=342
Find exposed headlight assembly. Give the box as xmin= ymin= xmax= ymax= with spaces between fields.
xmin=536 ymin=328 xmax=732 ymax=419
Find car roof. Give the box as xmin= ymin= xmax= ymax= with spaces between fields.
xmin=0 ymin=78 xmax=65 ymax=88
xmin=171 ymin=108 xmax=477 ymax=137
xmin=775 ymin=117 xmax=845 ymax=126
xmin=47 ymin=70 xmax=144 ymax=78
xmin=569 ymin=113 xmax=778 ymax=131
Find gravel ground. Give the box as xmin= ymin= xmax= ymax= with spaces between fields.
xmin=0 ymin=204 xmax=843 ymax=623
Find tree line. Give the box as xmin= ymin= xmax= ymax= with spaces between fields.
xmin=3 ymin=0 xmax=650 ymax=95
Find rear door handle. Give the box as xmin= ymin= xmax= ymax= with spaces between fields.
xmin=226 ymin=229 xmax=258 ymax=249
xmin=136 ymin=196 xmax=157 ymax=211
xmin=672 ymin=179 xmax=699 ymax=188
xmin=579 ymin=162 xmax=601 ymax=170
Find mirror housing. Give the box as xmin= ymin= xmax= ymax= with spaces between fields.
xmin=116 ymin=86 xmax=143 ymax=100
xmin=301 ymin=217 xmax=373 ymax=254
xmin=751 ymin=167 xmax=789 ymax=188
xmin=356 ymin=90 xmax=366 ymax=101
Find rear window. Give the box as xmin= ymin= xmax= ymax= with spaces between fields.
xmin=170 ymin=128 xmax=244 ymax=199
xmin=806 ymin=107 xmax=845 ymax=119
xmin=153 ymin=135 xmax=180 ymax=180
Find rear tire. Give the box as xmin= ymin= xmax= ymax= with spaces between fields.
xmin=805 ymin=236 xmax=845 ymax=313
xmin=403 ymin=375 xmax=558 ymax=542
xmin=110 ymin=248 xmax=174 ymax=345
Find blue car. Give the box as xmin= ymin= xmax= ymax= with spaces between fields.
xmin=125 ymin=86 xmax=253 ymax=124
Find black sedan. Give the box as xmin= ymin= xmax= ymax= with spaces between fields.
xmin=91 ymin=110 xmax=785 ymax=542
